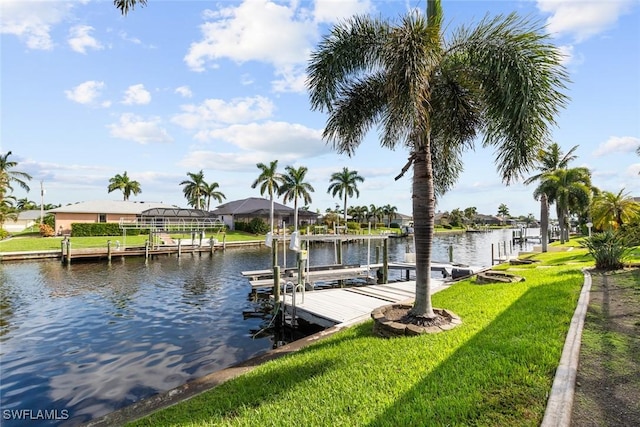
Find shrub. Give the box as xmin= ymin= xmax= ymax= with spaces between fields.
xmin=346 ymin=222 xmax=360 ymax=231
xmin=39 ymin=223 xmax=55 ymax=237
xmin=246 ymin=218 xmax=269 ymax=234
xmin=581 ymin=231 xmax=628 ymax=270
xmin=0 ymin=229 xmax=8 ymax=240
xmin=71 ymin=223 xmax=145 ymax=237
xmin=390 ymin=223 xmax=400 ymax=229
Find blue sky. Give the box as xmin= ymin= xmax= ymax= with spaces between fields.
xmin=2 ymin=0 xmax=639 ymax=218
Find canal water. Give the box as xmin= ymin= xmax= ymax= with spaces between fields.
xmin=0 ymin=229 xmax=537 ymax=426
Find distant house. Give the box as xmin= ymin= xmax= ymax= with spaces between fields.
xmin=389 ymin=212 xmax=413 ymax=227
xmin=212 ymin=197 xmax=319 ymax=231
xmin=2 ymin=210 xmax=43 ymax=233
xmin=49 ymin=200 xmax=178 ymax=235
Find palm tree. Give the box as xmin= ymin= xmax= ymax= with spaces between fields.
xmin=114 ymin=0 xmax=147 ymax=15
xmin=383 ymin=204 xmax=398 ymax=227
xmin=591 ymin=189 xmax=640 ymax=231
xmin=308 ymin=0 xmax=568 ymax=319
xmin=251 ymin=161 xmax=284 ymax=233
xmin=536 ymin=167 xmax=592 ymax=243
xmin=463 ymin=207 xmax=477 ymax=228
xmin=327 ymin=167 xmax=364 ymax=226
xmin=180 ymin=170 xmax=207 ymax=210
xmin=0 ymin=151 xmax=32 ymax=203
xmin=497 ymin=203 xmax=510 ymax=224
xmin=279 ymin=166 xmax=314 ymax=231
xmin=369 ymin=204 xmax=384 ymax=226
xmin=203 ymin=182 xmax=226 ymax=211
xmin=16 ymin=198 xmax=37 ymax=210
xmin=524 ymin=142 xmax=578 ymax=251
xmin=107 ymin=171 xmax=142 ymax=201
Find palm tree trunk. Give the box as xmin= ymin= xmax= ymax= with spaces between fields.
xmin=269 ymin=193 xmax=275 ymax=234
xmin=343 ymin=194 xmax=348 ymax=227
xmin=410 ymin=147 xmax=436 ymax=319
xmin=293 ymin=197 xmax=299 ymax=231
xmin=540 ymin=193 xmax=548 ymax=252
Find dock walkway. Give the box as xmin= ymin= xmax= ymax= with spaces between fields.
xmin=281 ymin=279 xmax=450 ymax=328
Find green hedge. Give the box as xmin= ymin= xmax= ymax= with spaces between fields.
xmin=71 ymin=223 xmax=145 ymax=237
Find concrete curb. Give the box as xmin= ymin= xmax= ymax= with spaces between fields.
xmin=541 ymin=269 xmax=592 ymax=427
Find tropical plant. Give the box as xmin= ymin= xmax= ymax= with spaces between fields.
xmin=581 ymin=231 xmax=628 ymax=270
xmin=524 ymin=142 xmax=578 ymax=251
xmin=0 ymin=151 xmax=32 ymax=203
xmin=180 ymin=170 xmax=207 ymax=210
xmin=202 ymin=181 xmax=226 ymax=211
xmin=535 ymin=167 xmax=592 ymax=243
xmin=251 ymin=161 xmax=284 ymax=233
xmin=368 ymin=204 xmax=384 ymax=226
xmin=449 ymin=208 xmax=464 ymax=228
xmin=327 ymin=167 xmax=364 ymax=226
xmin=107 ymin=171 xmax=142 ymax=201
xmin=591 ymin=189 xmax=640 ymax=231
xmin=463 ymin=207 xmax=477 ymax=227
xmin=16 ymin=198 xmax=37 ymax=210
xmin=308 ymin=0 xmax=568 ymax=318
xmin=383 ymin=204 xmax=398 ymax=227
xmin=279 ymin=166 xmax=314 ymax=231
xmin=114 ymin=0 xmax=147 ymax=15
xmin=497 ymin=203 xmax=510 ymax=224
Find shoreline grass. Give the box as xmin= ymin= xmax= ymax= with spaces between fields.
xmin=128 ymin=251 xmax=592 ymax=426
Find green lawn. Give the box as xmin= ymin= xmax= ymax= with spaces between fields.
xmin=129 ymin=250 xmax=592 ymax=427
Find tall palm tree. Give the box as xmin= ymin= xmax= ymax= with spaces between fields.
xmin=180 ymin=170 xmax=207 ymax=210
xmin=536 ymin=167 xmax=592 ymax=243
xmin=591 ymin=189 xmax=640 ymax=231
xmin=16 ymin=198 xmax=37 ymax=210
xmin=383 ymin=204 xmax=398 ymax=227
xmin=369 ymin=204 xmax=384 ymax=226
xmin=251 ymin=161 xmax=284 ymax=233
xmin=463 ymin=207 xmax=477 ymax=228
xmin=327 ymin=167 xmax=364 ymax=226
xmin=0 ymin=151 xmax=32 ymax=202
xmin=279 ymin=166 xmax=314 ymax=231
xmin=202 ymin=182 xmax=226 ymax=211
xmin=524 ymin=142 xmax=578 ymax=251
xmin=107 ymin=171 xmax=142 ymax=201
xmin=308 ymin=0 xmax=568 ymax=319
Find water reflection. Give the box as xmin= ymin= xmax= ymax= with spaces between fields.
xmin=0 ymin=230 xmax=537 ymax=426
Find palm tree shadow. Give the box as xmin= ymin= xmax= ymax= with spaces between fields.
xmin=366 ymin=283 xmax=578 ymax=426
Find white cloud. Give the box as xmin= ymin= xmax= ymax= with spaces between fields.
xmin=0 ymin=0 xmax=74 ymax=50
xmin=65 ymin=80 xmax=106 ymax=105
xmin=172 ymin=96 xmax=275 ymax=130
xmin=313 ymin=0 xmax=373 ymax=24
xmin=205 ymin=121 xmax=327 ymax=156
xmin=122 ymin=84 xmax=151 ymax=105
xmin=184 ymin=0 xmax=316 ymax=71
xmin=68 ymin=25 xmax=103 ymax=54
xmin=627 ymin=163 xmax=640 ymax=177
xmin=271 ymin=65 xmax=308 ymax=93
xmin=108 ymin=113 xmax=173 ymax=144
xmin=175 ymin=86 xmax=193 ymax=98
xmin=537 ymin=0 xmax=634 ymax=42
xmin=593 ymin=136 xmax=640 ymax=157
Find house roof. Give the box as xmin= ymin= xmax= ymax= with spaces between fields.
xmin=49 ymin=200 xmax=178 ymax=215
xmin=141 ymin=208 xmax=215 ymax=218
xmin=17 ymin=210 xmax=44 ymax=221
xmin=212 ymin=197 xmax=292 ymax=215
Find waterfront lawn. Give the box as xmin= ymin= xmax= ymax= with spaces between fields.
xmin=0 ymin=231 xmax=264 ymax=252
xmin=130 ymin=253 xmax=590 ymax=427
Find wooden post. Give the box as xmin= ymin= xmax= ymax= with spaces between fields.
xmin=65 ymin=239 xmax=71 ymax=266
xmin=61 ymin=239 xmax=65 ymax=263
xmin=145 ymin=240 xmax=150 ymax=259
xmin=177 ymin=239 xmax=182 ymax=257
xmin=223 ymin=233 xmax=226 ymax=250
xmin=272 ymin=237 xmax=279 ymax=301
xmin=336 ymin=239 xmax=343 ymax=265
xmin=107 ymin=240 xmax=112 ymax=262
xmin=491 ymin=243 xmax=495 ymax=266
xmin=210 ymin=237 xmax=214 ymax=255
xmin=448 ymin=245 xmax=453 ymax=263
xmin=375 ymin=245 xmax=380 ymax=264
xmin=382 ymin=238 xmax=389 ymax=284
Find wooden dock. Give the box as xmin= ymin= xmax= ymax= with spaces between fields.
xmin=281 ymin=279 xmax=451 ymax=328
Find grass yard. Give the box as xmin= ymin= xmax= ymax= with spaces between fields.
xmin=129 ymin=253 xmax=591 ymax=427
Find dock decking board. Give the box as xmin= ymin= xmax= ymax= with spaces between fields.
xmin=281 ymin=279 xmax=450 ymax=327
